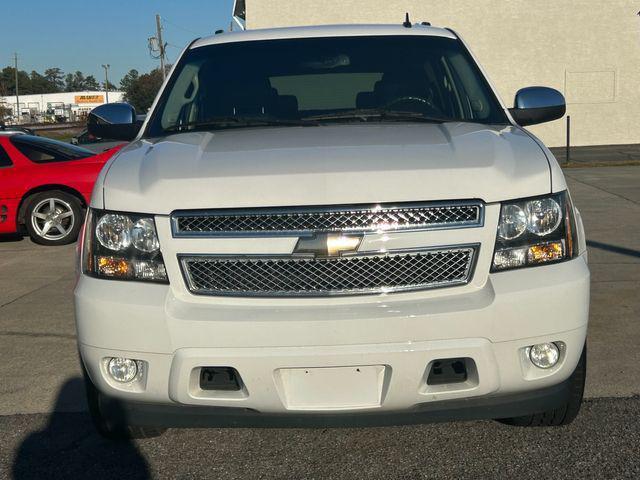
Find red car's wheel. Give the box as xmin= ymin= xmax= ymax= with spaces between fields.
xmin=25 ymin=191 xmax=82 ymax=246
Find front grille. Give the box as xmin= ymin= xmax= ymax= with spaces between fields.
xmin=180 ymin=247 xmax=477 ymax=297
xmin=172 ymin=202 xmax=483 ymax=236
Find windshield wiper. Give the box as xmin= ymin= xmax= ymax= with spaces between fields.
xmin=303 ymin=109 xmax=451 ymax=124
xmin=165 ymin=115 xmax=318 ymax=132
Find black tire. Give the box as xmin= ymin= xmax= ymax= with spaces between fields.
xmin=24 ymin=190 xmax=83 ymax=246
xmin=497 ymin=343 xmax=586 ymax=427
xmin=82 ymin=362 xmax=166 ymax=440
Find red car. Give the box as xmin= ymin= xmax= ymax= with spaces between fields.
xmin=0 ymin=133 xmax=123 ymax=245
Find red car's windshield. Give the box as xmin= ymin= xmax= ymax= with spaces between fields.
xmin=10 ymin=135 xmax=94 ymax=163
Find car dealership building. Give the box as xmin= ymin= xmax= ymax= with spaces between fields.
xmin=236 ymin=0 xmax=640 ymax=148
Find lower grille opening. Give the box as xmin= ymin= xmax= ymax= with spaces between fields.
xmin=427 ymin=358 xmax=472 ymax=386
xmin=199 ymin=367 xmax=242 ymax=391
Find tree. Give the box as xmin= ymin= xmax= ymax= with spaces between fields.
xmin=119 ymin=69 xmax=139 ymax=92
xmin=43 ymin=68 xmax=65 ymax=92
xmin=122 ymin=68 xmax=164 ymax=113
xmin=29 ymin=71 xmax=51 ymax=94
xmin=65 ymin=71 xmax=86 ymax=91
xmin=103 ymin=80 xmax=118 ymax=91
xmin=0 ymin=67 xmax=32 ymax=95
xmin=84 ymin=75 xmax=100 ymax=91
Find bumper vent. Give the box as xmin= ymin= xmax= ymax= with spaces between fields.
xmin=172 ymin=202 xmax=483 ymax=236
xmin=180 ymin=247 xmax=477 ymax=297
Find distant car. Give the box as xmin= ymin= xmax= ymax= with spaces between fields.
xmin=71 ymin=129 xmax=124 ymax=153
xmin=0 ymin=124 xmax=36 ymax=136
xmin=0 ymin=133 xmax=123 ymax=245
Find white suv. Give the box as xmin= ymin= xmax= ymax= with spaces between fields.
xmin=77 ymin=24 xmax=589 ymax=439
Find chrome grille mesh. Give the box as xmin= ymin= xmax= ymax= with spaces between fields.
xmin=172 ymin=202 xmax=482 ymax=236
xmin=180 ymin=247 xmax=476 ymax=297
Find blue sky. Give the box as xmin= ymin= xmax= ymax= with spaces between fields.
xmin=2 ymin=0 xmax=235 ymax=85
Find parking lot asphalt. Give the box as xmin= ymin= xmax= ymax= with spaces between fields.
xmin=0 ymin=165 xmax=639 ymax=479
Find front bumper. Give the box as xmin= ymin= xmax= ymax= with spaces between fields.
xmin=98 ymin=375 xmax=576 ymax=428
xmin=76 ymin=254 xmax=589 ymax=417
xmin=0 ymin=197 xmax=19 ymax=234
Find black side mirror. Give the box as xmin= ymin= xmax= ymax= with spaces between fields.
xmin=87 ymin=103 xmax=141 ymax=141
xmin=509 ymin=87 xmax=566 ymax=127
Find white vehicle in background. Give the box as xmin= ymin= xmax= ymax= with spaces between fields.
xmin=76 ymin=22 xmax=589 ymax=439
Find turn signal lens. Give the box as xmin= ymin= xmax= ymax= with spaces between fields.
xmin=527 ymin=241 xmax=564 ymax=264
xmin=97 ymin=256 xmax=132 ymax=278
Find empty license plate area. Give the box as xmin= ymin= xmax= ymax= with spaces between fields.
xmin=275 ymin=365 xmax=387 ymax=411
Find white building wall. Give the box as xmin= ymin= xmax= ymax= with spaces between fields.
xmin=0 ymin=90 xmax=124 ymax=118
xmin=246 ymin=0 xmax=640 ymax=148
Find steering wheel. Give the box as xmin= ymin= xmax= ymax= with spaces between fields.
xmin=384 ymin=96 xmax=431 ymax=109
xmin=383 ymin=95 xmax=444 ymax=116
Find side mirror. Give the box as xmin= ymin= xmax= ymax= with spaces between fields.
xmin=87 ymin=103 xmax=141 ymax=141
xmin=509 ymin=87 xmax=566 ymax=127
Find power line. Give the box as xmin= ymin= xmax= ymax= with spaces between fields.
xmin=162 ymin=17 xmax=203 ymax=36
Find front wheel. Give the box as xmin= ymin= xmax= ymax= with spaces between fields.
xmin=25 ymin=191 xmax=82 ymax=246
xmin=497 ymin=344 xmax=586 ymax=427
xmin=82 ymin=363 xmax=166 ymax=440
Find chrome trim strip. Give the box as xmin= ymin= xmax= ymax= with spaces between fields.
xmin=178 ymin=244 xmax=479 ymax=297
xmin=170 ymin=201 xmax=485 ymax=238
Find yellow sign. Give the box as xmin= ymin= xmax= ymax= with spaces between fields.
xmin=74 ymin=95 xmax=104 ymax=104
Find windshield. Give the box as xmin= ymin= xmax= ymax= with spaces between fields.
xmin=146 ymin=35 xmax=508 ymax=136
xmin=10 ymin=135 xmax=94 ymax=163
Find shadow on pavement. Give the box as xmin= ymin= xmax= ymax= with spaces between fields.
xmin=587 ymin=240 xmax=640 ymax=259
xmin=12 ymin=378 xmax=150 ymax=480
xmin=0 ymin=233 xmax=24 ymax=243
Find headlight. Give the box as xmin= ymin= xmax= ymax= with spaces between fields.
xmin=82 ymin=209 xmax=168 ymax=283
xmin=491 ymin=192 xmax=578 ymax=272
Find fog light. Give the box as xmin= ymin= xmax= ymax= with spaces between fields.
xmin=107 ymin=357 xmax=138 ymax=383
xmin=529 ymin=343 xmax=560 ymax=369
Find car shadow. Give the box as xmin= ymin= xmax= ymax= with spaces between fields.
xmin=12 ymin=378 xmax=151 ymax=480
xmin=0 ymin=233 xmax=24 ymax=243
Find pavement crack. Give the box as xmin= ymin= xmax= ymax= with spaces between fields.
xmin=0 ymin=331 xmax=76 ymax=340
xmin=0 ymin=276 xmax=70 ymax=309
xmin=565 ymin=174 xmax=640 ymax=206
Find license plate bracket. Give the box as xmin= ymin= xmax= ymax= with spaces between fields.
xmin=275 ymin=365 xmax=386 ymax=411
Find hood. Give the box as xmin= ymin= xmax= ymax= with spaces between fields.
xmin=101 ymin=123 xmax=551 ymax=213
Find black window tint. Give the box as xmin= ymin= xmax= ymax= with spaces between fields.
xmin=10 ymin=135 xmax=93 ymax=163
xmin=147 ymin=35 xmax=508 ymax=137
xmin=0 ymin=145 xmax=12 ymax=167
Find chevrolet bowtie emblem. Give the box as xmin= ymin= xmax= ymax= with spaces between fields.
xmin=294 ymin=233 xmax=363 ymax=257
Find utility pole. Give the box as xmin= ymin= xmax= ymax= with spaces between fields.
xmin=155 ymin=14 xmax=166 ymax=80
xmin=101 ymin=64 xmax=110 ymax=103
xmin=14 ymin=53 xmax=20 ymax=123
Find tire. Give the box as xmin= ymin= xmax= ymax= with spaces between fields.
xmin=82 ymin=362 xmax=166 ymax=440
xmin=497 ymin=343 xmax=586 ymax=427
xmin=24 ymin=191 xmax=83 ymax=246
